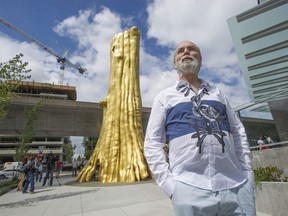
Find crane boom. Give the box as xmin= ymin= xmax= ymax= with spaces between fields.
xmin=0 ymin=17 xmax=87 ymax=74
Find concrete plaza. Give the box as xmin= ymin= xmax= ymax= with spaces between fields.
xmin=0 ymin=172 xmax=271 ymax=216
xmin=0 ymin=172 xmax=173 ymax=216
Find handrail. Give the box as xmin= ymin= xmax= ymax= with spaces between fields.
xmin=250 ymin=140 xmax=288 ymax=150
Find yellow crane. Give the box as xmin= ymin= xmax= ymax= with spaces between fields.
xmin=0 ymin=17 xmax=87 ymax=84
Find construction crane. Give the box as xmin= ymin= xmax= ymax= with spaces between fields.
xmin=0 ymin=17 xmax=87 ymax=84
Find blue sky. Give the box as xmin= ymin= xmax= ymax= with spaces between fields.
xmin=1 ymin=0 xmax=262 ymax=154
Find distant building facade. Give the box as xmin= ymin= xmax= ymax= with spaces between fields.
xmin=0 ymin=80 xmax=281 ymax=164
xmin=0 ymin=81 xmax=76 ymax=163
xmin=228 ymin=0 xmax=288 ymax=141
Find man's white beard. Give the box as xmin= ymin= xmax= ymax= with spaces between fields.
xmin=177 ymin=57 xmax=200 ymax=76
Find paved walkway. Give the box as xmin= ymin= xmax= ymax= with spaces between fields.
xmin=0 ymin=172 xmax=271 ymax=216
xmin=0 ymin=172 xmax=173 ymax=216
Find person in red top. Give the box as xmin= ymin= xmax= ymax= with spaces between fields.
xmin=55 ymin=159 xmax=63 ymax=178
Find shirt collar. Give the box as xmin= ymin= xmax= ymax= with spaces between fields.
xmin=175 ymin=79 xmax=210 ymax=91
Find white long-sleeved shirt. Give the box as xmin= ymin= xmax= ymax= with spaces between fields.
xmin=144 ymin=80 xmax=253 ymax=197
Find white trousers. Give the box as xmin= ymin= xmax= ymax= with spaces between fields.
xmin=172 ymin=180 xmax=256 ymax=216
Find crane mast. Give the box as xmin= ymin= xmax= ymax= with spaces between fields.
xmin=0 ymin=17 xmax=87 ymax=80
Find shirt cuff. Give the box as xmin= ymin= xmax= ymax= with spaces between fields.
xmin=161 ymin=177 xmax=176 ymax=198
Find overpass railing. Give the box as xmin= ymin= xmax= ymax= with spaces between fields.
xmin=249 ymin=140 xmax=288 ymax=151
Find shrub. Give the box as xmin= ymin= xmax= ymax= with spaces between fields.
xmin=254 ymin=165 xmax=288 ymax=187
xmin=0 ymin=177 xmax=19 ymax=196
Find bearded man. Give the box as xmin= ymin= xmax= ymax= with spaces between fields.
xmin=144 ymin=40 xmax=256 ymax=216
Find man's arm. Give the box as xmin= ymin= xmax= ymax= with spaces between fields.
xmin=223 ymin=94 xmax=254 ymax=182
xmin=144 ymin=94 xmax=175 ymax=197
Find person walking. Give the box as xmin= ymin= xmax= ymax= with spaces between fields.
xmin=144 ymin=40 xmax=256 ymax=216
xmin=22 ymin=155 xmax=36 ymax=194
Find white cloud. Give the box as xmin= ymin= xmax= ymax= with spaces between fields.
xmin=140 ymin=70 xmax=178 ymax=106
xmin=52 ymin=8 xmax=123 ymax=103
xmin=0 ymin=33 xmax=60 ymax=84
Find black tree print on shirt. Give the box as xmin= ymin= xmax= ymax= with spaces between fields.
xmin=179 ymin=85 xmax=226 ymax=153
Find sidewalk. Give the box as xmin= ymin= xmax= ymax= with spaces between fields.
xmin=0 ymin=172 xmax=173 ymax=216
xmin=0 ymin=172 xmax=271 ymax=216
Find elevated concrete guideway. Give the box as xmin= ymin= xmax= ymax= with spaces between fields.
xmin=0 ymin=97 xmax=151 ymax=137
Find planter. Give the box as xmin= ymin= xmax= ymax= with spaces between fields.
xmin=255 ymin=182 xmax=288 ymax=216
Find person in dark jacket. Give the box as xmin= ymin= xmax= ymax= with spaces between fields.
xmin=42 ymin=151 xmax=57 ymax=186
xmin=22 ymin=154 xmax=36 ymax=194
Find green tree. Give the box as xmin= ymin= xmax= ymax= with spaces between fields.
xmin=0 ymin=53 xmax=31 ymax=120
xmin=63 ymin=137 xmax=76 ymax=162
xmin=14 ymin=100 xmax=43 ymax=161
xmin=76 ymin=155 xmax=82 ymax=161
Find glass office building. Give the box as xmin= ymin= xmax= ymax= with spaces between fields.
xmin=227 ymin=0 xmax=288 ymax=141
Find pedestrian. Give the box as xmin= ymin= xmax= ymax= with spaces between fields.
xmin=35 ymin=158 xmax=43 ymax=182
xmin=265 ymin=135 xmax=273 ymax=144
xmin=72 ymin=159 xmax=78 ymax=177
xmin=257 ymin=136 xmax=264 ymax=150
xmin=22 ymin=154 xmax=36 ymax=194
xmin=258 ymin=136 xmax=268 ymax=150
xmin=17 ymin=155 xmax=28 ymax=191
xmin=42 ymin=151 xmax=56 ymax=186
xmin=80 ymin=156 xmax=87 ymax=170
xmin=144 ymin=40 xmax=256 ymax=216
xmin=55 ymin=158 xmax=63 ymax=178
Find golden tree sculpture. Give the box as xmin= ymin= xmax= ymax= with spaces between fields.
xmin=77 ymin=26 xmax=150 ymax=183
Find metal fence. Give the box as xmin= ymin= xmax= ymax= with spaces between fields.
xmin=249 ymin=140 xmax=288 ymax=151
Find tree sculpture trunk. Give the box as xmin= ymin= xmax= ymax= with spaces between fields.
xmin=77 ymin=26 xmax=150 ymax=183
